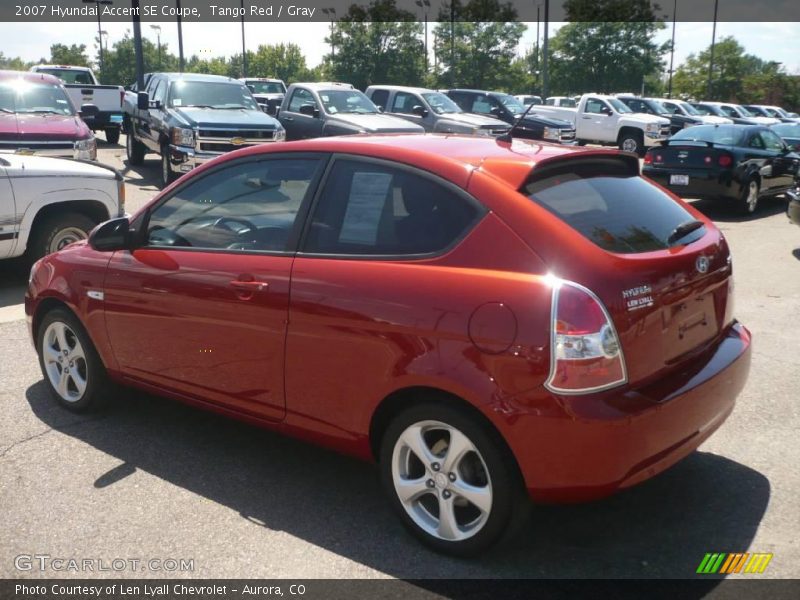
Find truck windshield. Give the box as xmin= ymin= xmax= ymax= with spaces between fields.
xmin=0 ymin=81 xmax=75 ymax=115
xmin=319 ymin=90 xmax=377 ymax=114
xmin=607 ymin=98 xmax=633 ymax=113
xmin=497 ymin=95 xmax=526 ymax=114
xmin=169 ymin=81 xmax=258 ymax=110
xmin=680 ymin=102 xmax=700 ymax=116
xmin=422 ymin=92 xmax=461 ymax=114
xmin=245 ymin=81 xmax=286 ymax=94
xmin=34 ymin=69 xmax=94 ymax=85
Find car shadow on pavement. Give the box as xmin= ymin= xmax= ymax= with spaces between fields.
xmin=26 ymin=381 xmax=770 ymax=586
xmin=687 ymin=196 xmax=788 ymax=223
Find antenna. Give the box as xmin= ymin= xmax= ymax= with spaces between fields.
xmin=497 ymin=102 xmax=537 ymax=143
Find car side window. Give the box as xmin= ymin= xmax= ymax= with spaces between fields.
xmin=760 ymin=130 xmax=785 ymax=152
xmin=391 ymin=92 xmax=421 ymax=114
xmin=145 ymin=158 xmax=323 ymax=252
xmin=748 ymin=134 xmax=765 ymax=150
xmin=151 ymin=80 xmax=167 ymax=105
xmin=303 ymin=159 xmax=481 ymax=256
xmin=471 ymin=95 xmax=493 ymax=114
xmin=288 ymin=88 xmax=316 ymax=113
xmin=719 ymin=106 xmax=737 ymax=118
xmin=447 ymin=93 xmax=469 ymax=111
xmin=370 ymin=89 xmax=389 ymax=110
xmin=662 ymin=102 xmax=678 ymax=115
xmin=585 ymin=98 xmax=607 ymax=114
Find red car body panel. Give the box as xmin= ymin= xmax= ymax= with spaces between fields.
xmin=26 ymin=135 xmax=751 ymax=502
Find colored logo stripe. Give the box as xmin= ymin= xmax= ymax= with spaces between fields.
xmin=697 ymin=552 xmax=772 ymax=574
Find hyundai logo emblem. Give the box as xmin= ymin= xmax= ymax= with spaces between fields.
xmin=696 ymin=256 xmax=710 ymax=274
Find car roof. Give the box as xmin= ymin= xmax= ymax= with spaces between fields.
xmin=0 ymin=69 xmax=63 ymax=85
xmin=153 ymin=73 xmax=243 ymax=83
xmin=32 ymin=65 xmax=91 ymax=71
xmin=367 ymin=85 xmax=433 ymax=94
xmin=290 ymin=82 xmax=355 ymax=91
xmin=213 ymin=134 xmax=626 ymax=191
xmin=240 ymin=77 xmax=283 ymax=82
xmin=448 ymin=89 xmax=509 ymax=96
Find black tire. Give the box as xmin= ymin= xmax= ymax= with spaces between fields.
xmin=36 ymin=308 xmax=110 ymax=412
xmin=738 ymin=177 xmax=760 ymax=215
xmin=125 ymin=125 xmax=146 ymax=165
xmin=160 ymin=144 xmax=175 ymax=188
xmin=379 ymin=401 xmax=528 ymax=557
xmin=105 ymin=127 xmax=120 ymax=145
xmin=26 ymin=212 xmax=96 ymax=263
xmin=618 ymin=130 xmax=645 ymax=156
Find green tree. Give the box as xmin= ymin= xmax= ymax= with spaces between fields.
xmin=0 ymin=52 xmax=33 ymax=71
xmin=432 ymin=0 xmax=525 ymax=90
xmin=548 ymin=21 xmax=666 ymax=95
xmin=325 ymin=0 xmax=426 ymax=91
xmin=100 ymin=33 xmax=178 ymax=86
xmin=672 ymin=36 xmax=775 ymax=102
xmin=248 ymin=44 xmax=314 ymax=83
xmin=48 ymin=44 xmax=91 ymax=67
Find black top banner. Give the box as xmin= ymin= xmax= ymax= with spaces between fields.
xmin=2 ymin=0 xmax=799 ymax=23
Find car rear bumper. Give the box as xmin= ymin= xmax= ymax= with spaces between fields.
xmin=643 ymin=167 xmax=739 ymax=200
xmin=83 ymin=111 xmax=124 ymax=130
xmin=507 ymin=321 xmax=751 ymax=503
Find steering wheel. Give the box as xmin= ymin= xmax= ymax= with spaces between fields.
xmin=212 ymin=216 xmax=257 ymax=235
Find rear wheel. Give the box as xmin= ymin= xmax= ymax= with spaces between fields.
xmin=105 ymin=127 xmax=120 ymax=145
xmin=125 ymin=125 xmax=146 ymax=165
xmin=379 ymin=402 xmax=527 ymax=556
xmin=37 ymin=308 xmax=110 ymax=412
xmin=739 ymin=178 xmax=760 ymax=214
xmin=27 ymin=212 xmax=95 ymax=263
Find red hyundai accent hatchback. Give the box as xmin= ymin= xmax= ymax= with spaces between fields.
xmin=26 ymin=135 xmax=751 ymax=555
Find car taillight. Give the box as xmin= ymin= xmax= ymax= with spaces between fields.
xmin=643 ymin=152 xmax=653 ymax=165
xmin=718 ymin=154 xmax=733 ymax=167
xmin=545 ymin=278 xmax=627 ymax=395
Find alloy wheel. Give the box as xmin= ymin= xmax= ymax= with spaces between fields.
xmin=42 ymin=321 xmax=88 ymax=403
xmin=48 ymin=227 xmax=88 ymax=254
xmin=391 ymin=420 xmax=493 ymax=542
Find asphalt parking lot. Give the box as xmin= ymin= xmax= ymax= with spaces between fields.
xmin=1 ymin=136 xmax=799 ymax=580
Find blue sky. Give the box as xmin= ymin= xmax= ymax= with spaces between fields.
xmin=1 ymin=21 xmax=797 ymax=76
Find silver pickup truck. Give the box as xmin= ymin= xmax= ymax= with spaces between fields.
xmin=365 ymin=85 xmax=511 ymax=136
xmin=29 ymin=65 xmax=124 ymax=144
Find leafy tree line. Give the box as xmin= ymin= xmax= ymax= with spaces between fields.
xmin=1 ymin=0 xmax=797 ymax=110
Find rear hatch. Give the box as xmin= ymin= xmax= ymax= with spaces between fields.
xmin=520 ymin=154 xmax=734 ymax=387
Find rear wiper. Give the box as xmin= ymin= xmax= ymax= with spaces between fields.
xmin=667 ymin=219 xmax=705 ymax=245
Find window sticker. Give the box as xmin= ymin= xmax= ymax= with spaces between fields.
xmin=328 ymin=106 xmax=337 ymax=113
xmin=339 ymin=172 xmax=393 ymax=245
xmin=320 ymin=95 xmax=329 ymax=102
xmin=173 ymin=98 xmax=182 ymax=106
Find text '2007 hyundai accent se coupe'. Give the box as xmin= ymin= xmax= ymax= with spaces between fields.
xmin=25 ymin=134 xmax=751 ymax=556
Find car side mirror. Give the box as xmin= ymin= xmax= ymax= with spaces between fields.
xmin=376 ymin=105 xmax=384 ymax=113
xmin=601 ymin=107 xmax=613 ymax=116
xmin=490 ymin=106 xmax=501 ymax=116
xmin=89 ymin=217 xmax=132 ymax=252
xmin=79 ymin=104 xmax=99 ymax=118
xmin=412 ymin=105 xmax=429 ymax=118
xmin=137 ymin=91 xmax=149 ymax=111
xmin=299 ymin=104 xmax=319 ymax=118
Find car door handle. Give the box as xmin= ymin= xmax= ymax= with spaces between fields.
xmin=582 ymin=116 xmax=592 ymax=120
xmin=230 ymin=280 xmax=269 ymax=292
xmin=283 ymin=116 xmax=294 ymax=121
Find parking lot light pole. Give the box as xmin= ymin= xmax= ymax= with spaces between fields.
xmin=542 ymin=0 xmax=549 ymax=99
xmin=150 ymin=25 xmax=162 ymax=70
xmin=131 ymin=0 xmax=145 ymax=89
xmin=322 ymin=8 xmax=337 ymax=58
xmin=83 ymin=0 xmax=112 ymax=75
xmin=667 ymin=0 xmax=676 ymax=98
xmin=176 ymin=0 xmax=185 ymax=72
xmin=240 ymin=0 xmax=247 ymax=78
xmin=415 ymin=0 xmax=431 ymax=70
xmin=707 ymin=0 xmax=719 ymax=99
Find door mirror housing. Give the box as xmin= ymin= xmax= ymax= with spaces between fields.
xmin=299 ymin=104 xmax=320 ymax=118
xmin=412 ymin=105 xmax=429 ymax=118
xmin=137 ymin=91 xmax=150 ymax=110
xmin=79 ymin=104 xmax=99 ymax=118
xmin=89 ymin=217 xmax=132 ymax=252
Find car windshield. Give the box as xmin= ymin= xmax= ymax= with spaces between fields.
xmin=34 ymin=68 xmax=94 ymax=85
xmin=319 ymin=90 xmax=377 ymax=114
xmin=608 ymin=98 xmax=633 ymax=113
xmin=734 ymin=105 xmax=755 ymax=117
xmin=245 ymin=81 xmax=285 ymax=94
xmin=679 ymin=102 xmax=700 ymax=116
xmin=670 ymin=125 xmax=745 ymax=146
xmin=422 ymin=92 xmax=461 ymax=114
xmin=497 ymin=94 xmax=526 ymax=113
xmin=0 ymin=80 xmax=75 ymax=115
xmin=772 ymin=123 xmax=800 ymax=137
xmin=643 ymin=100 xmax=670 ymax=115
xmin=168 ymin=81 xmax=258 ymax=110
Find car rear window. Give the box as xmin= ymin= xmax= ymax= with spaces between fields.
xmin=670 ymin=125 xmax=745 ymax=146
xmin=522 ymin=159 xmax=705 ymax=254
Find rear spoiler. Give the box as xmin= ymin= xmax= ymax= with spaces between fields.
xmin=521 ymin=152 xmax=640 ymax=190
xmin=658 ymin=139 xmax=715 ymax=148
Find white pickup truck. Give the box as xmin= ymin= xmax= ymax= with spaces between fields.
xmin=0 ymin=153 xmax=124 ymax=263
xmin=29 ymin=65 xmax=124 ymax=145
xmin=536 ymin=94 xmax=671 ymax=155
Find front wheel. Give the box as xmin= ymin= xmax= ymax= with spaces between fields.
xmin=125 ymin=126 xmax=146 ymax=165
xmin=26 ymin=212 xmax=96 ymax=263
xmin=379 ymin=403 xmax=527 ymax=556
xmin=739 ymin=178 xmax=760 ymax=214
xmin=37 ymin=308 xmax=110 ymax=412
xmin=619 ymin=131 xmax=645 ymax=156
xmin=160 ymin=145 xmax=175 ymax=188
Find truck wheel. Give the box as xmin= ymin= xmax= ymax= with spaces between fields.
xmin=160 ymin=145 xmax=176 ymax=188
xmin=619 ymin=131 xmax=645 ymax=156
xmin=27 ymin=212 xmax=96 ymax=263
xmin=105 ymin=127 xmax=120 ymax=145
xmin=125 ymin=127 xmax=146 ymax=165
